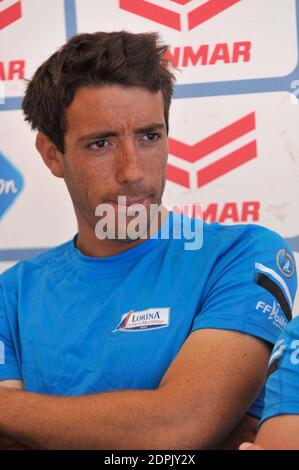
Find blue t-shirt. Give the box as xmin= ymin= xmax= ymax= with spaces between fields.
xmin=260 ymin=315 xmax=299 ymax=426
xmin=0 ymin=212 xmax=297 ymax=419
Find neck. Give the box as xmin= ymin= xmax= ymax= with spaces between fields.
xmin=75 ymin=205 xmax=169 ymax=258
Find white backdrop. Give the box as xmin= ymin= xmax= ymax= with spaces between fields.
xmin=1 ymin=0 xmax=299 ymax=312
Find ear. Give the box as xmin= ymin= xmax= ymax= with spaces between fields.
xmin=35 ymin=132 xmax=64 ymax=178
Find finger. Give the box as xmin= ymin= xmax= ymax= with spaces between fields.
xmin=239 ymin=442 xmax=264 ymax=450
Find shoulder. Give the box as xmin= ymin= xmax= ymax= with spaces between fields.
xmin=0 ymin=240 xmax=73 ymax=290
xmin=201 ymin=221 xmax=293 ymax=261
xmin=173 ymin=214 xmax=296 ymax=277
xmin=202 ymin=223 xmax=297 ymax=310
xmin=204 ymin=221 xmax=288 ymax=245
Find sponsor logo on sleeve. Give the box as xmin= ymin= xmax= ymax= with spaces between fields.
xmin=276 ymin=249 xmax=295 ymax=278
xmin=255 ymin=300 xmax=288 ymax=331
xmin=113 ymin=308 xmax=170 ymax=332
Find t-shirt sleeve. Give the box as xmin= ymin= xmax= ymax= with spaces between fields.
xmin=0 ymin=280 xmax=22 ymax=381
xmin=259 ymin=316 xmax=299 ymax=428
xmin=192 ymin=225 xmax=297 ymax=344
xmin=191 ymin=224 xmax=297 ymax=419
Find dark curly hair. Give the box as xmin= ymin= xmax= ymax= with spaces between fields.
xmin=22 ymin=31 xmax=176 ymax=153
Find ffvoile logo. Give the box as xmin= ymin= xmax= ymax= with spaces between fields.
xmin=0 ymin=0 xmax=22 ymax=30
xmin=119 ymin=0 xmax=241 ymax=31
xmin=167 ymin=112 xmax=257 ymax=189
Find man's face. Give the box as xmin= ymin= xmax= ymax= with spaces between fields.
xmin=60 ymin=85 xmax=169 ymax=241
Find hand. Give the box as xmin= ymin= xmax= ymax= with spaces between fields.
xmin=239 ymin=442 xmax=264 ymax=450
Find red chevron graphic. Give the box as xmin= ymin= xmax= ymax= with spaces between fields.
xmin=166 ymin=113 xmax=257 ymax=189
xmin=171 ymin=0 xmax=192 ymax=4
xmin=197 ymin=140 xmax=257 ymax=188
xmin=188 ymin=0 xmax=241 ymax=30
xmin=168 ymin=112 xmax=255 ymax=164
xmin=119 ymin=0 xmax=241 ymax=31
xmin=119 ymin=0 xmax=181 ymax=30
xmin=166 ymin=163 xmax=190 ymax=189
xmin=0 ymin=1 xmax=22 ymax=30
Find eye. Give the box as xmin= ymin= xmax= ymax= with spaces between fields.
xmin=143 ymin=132 xmax=161 ymax=142
xmin=88 ymin=140 xmax=109 ymax=150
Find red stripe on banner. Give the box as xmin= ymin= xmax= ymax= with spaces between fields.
xmin=166 ymin=163 xmax=190 ymax=188
xmin=123 ymin=311 xmax=133 ymax=327
xmin=0 ymin=1 xmax=22 ymax=30
xmin=119 ymin=0 xmax=181 ymax=31
xmin=168 ymin=112 xmax=256 ymax=164
xmin=188 ymin=0 xmax=241 ymax=30
xmin=197 ymin=140 xmax=257 ymax=188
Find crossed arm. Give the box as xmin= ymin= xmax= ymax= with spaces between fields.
xmin=0 ymin=329 xmax=271 ymax=450
xmin=0 ymin=380 xmax=27 ymax=450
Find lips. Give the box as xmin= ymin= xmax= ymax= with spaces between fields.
xmin=105 ymin=194 xmax=152 ymax=206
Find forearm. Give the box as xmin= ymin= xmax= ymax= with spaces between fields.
xmin=217 ymin=415 xmax=258 ymax=450
xmin=0 ymin=434 xmax=31 ymax=450
xmin=0 ymin=388 xmax=176 ymax=450
xmin=0 ymin=380 xmax=31 ymax=449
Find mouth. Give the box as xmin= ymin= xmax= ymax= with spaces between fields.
xmin=104 ymin=194 xmax=152 ymax=211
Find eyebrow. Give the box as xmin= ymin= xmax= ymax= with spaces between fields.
xmin=76 ymin=123 xmax=166 ymax=143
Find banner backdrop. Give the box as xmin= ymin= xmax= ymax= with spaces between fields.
xmin=1 ymin=0 xmax=299 ymax=313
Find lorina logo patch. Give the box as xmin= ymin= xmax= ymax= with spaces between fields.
xmin=113 ymin=308 xmax=170 ymax=332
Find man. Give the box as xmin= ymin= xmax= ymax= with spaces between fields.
xmin=240 ymin=316 xmax=299 ymax=450
xmin=0 ymin=31 xmax=297 ymax=450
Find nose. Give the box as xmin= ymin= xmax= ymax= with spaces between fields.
xmin=115 ymin=141 xmax=144 ymax=186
